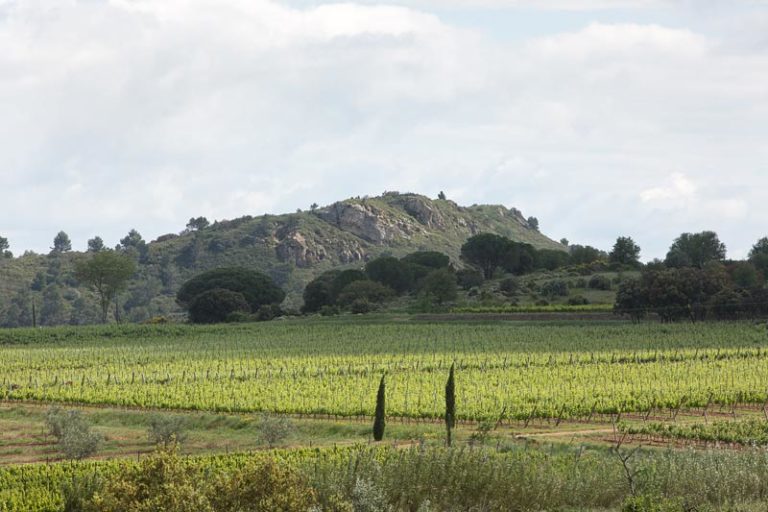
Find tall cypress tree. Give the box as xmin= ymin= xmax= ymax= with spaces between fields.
xmin=445 ymin=362 xmax=456 ymax=446
xmin=373 ymin=374 xmax=386 ymax=441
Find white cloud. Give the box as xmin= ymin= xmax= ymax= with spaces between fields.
xmin=640 ymin=173 xmax=698 ymax=204
xmin=0 ymin=0 xmax=766 ymax=261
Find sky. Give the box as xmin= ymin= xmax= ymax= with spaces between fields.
xmin=0 ymin=0 xmax=767 ymax=260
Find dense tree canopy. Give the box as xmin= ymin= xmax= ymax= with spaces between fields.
xmin=177 ymin=267 xmax=285 ymax=316
xmin=188 ymin=288 xmax=250 ymax=324
xmin=301 ymin=270 xmax=340 ymax=313
xmin=365 ymin=257 xmax=413 ymax=295
xmin=609 ymin=237 xmax=641 ymax=267
xmin=665 ymin=231 xmax=726 ymax=268
xmin=568 ymin=245 xmax=604 ymax=266
xmin=460 ymin=234 xmax=515 ymax=279
xmin=336 ymin=280 xmax=394 ymax=307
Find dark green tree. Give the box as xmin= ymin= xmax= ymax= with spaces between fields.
xmin=501 ymin=242 xmax=537 ymax=275
xmin=749 ymin=237 xmax=768 ymax=278
xmin=330 ymin=269 xmax=368 ymax=300
xmin=337 ymin=280 xmax=394 ymax=308
xmin=74 ymin=251 xmax=137 ymax=323
xmin=0 ymin=235 xmax=11 ymax=258
xmin=729 ymin=262 xmax=760 ymax=289
xmin=665 ymin=231 xmax=726 ymax=268
xmin=614 ymin=279 xmax=648 ymax=322
xmin=401 ymin=251 xmax=450 ymax=270
xmin=1 ymin=288 xmax=33 ymax=328
xmin=527 ymin=216 xmax=539 ymax=232
xmin=437 ymin=191 xmax=447 ymax=200
xmin=609 ymin=237 xmax=641 ymax=267
xmin=461 ymin=234 xmax=513 ymax=279
xmin=456 ymin=268 xmax=484 ymax=290
xmin=365 ymin=257 xmax=414 ymax=295
xmin=568 ymin=245 xmax=604 ymax=266
xmin=87 ymin=237 xmax=105 ymax=253
xmin=51 ymin=231 xmax=72 ymax=254
xmin=533 ymin=249 xmax=569 ymax=271
xmin=421 ymin=268 xmax=458 ymax=305
xmin=40 ymin=285 xmax=68 ymax=326
xmin=119 ymin=229 xmax=148 ymax=262
xmin=188 ymin=289 xmax=250 ymax=324
xmin=445 ymin=363 xmax=456 ymax=447
xmin=373 ymin=374 xmax=386 ymax=441
xmin=186 ymin=217 xmax=210 ymax=232
xmin=177 ymin=267 xmax=285 ymax=313
xmin=301 ymin=270 xmax=340 ymax=313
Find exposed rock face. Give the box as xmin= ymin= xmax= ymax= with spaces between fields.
xmin=275 ymin=230 xmax=367 ymax=267
xmin=394 ymin=195 xmax=445 ymax=228
xmin=315 ymin=202 xmax=419 ymax=244
xmin=275 ymin=232 xmax=327 ymax=268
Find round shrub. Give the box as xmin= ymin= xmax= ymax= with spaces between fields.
xmin=188 ymin=289 xmax=251 ymax=324
xmin=177 ymin=267 xmax=285 ymax=311
xmin=588 ymin=274 xmax=612 ymax=291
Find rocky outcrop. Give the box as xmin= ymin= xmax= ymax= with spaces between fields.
xmin=393 ymin=195 xmax=445 ymax=229
xmin=315 ymin=201 xmax=420 ymax=244
xmin=275 ymin=232 xmax=327 ymax=268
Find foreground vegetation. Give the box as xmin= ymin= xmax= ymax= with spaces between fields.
xmin=7 ymin=443 xmax=768 ymax=511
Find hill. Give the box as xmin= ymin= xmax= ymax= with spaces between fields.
xmin=0 ymin=192 xmax=564 ymax=323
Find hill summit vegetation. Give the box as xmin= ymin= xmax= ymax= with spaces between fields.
xmin=0 ymin=192 xmax=562 ymax=326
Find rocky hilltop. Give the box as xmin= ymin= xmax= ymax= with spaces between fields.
xmin=0 ymin=192 xmax=564 ymax=320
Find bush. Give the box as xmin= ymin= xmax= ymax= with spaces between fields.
xmin=319 ymin=305 xmax=340 ymax=316
xmin=46 ymin=408 xmax=102 ymax=460
xmin=350 ymin=299 xmax=372 ymax=314
xmin=588 ymin=275 xmax=612 ymax=291
xmin=257 ymin=414 xmax=294 ymax=448
xmin=87 ymin=448 xmax=214 ymax=512
xmin=568 ymin=295 xmax=590 ymax=305
xmin=225 ymin=311 xmax=252 ymax=323
xmin=209 ymin=459 xmax=317 ymax=512
xmin=498 ymin=277 xmax=520 ymax=297
xmin=256 ymin=304 xmax=282 ymax=322
xmin=540 ymin=280 xmax=568 ymax=299
xmin=337 ymin=280 xmax=394 ymax=307
xmin=148 ymin=414 xmax=188 ymax=448
xmin=420 ymin=268 xmax=458 ymax=305
xmin=61 ymin=474 xmax=102 ymax=512
xmin=188 ymin=288 xmax=250 ymax=324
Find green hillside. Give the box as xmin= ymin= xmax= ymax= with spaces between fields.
xmin=0 ymin=192 xmax=564 ymax=323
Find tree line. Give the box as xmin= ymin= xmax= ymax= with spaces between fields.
xmin=615 ymin=233 xmax=768 ymax=322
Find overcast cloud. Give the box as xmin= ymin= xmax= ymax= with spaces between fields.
xmin=0 ymin=0 xmax=766 ymax=260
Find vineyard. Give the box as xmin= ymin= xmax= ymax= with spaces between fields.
xmin=2 ymin=320 xmax=768 ymax=422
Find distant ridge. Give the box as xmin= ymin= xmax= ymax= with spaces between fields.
xmin=0 ymin=192 xmax=564 ymax=318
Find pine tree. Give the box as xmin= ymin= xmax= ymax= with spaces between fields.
xmin=373 ymin=374 xmax=386 ymax=441
xmin=445 ymin=362 xmax=456 ymax=446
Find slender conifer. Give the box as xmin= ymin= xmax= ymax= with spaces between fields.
xmin=373 ymin=374 xmax=386 ymax=441
xmin=445 ymin=362 xmax=456 ymax=446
